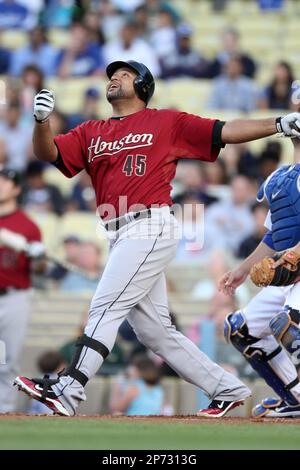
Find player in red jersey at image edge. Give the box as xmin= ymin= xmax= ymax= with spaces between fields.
xmin=0 ymin=169 xmax=45 ymax=413
xmin=14 ymin=60 xmax=300 ymax=417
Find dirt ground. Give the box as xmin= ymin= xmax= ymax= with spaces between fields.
xmin=1 ymin=413 xmax=300 ymax=424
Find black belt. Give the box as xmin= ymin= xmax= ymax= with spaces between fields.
xmin=104 ymin=207 xmax=174 ymax=232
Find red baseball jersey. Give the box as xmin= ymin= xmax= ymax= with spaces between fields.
xmin=54 ymin=108 xmax=220 ymax=219
xmin=0 ymin=209 xmax=41 ymax=289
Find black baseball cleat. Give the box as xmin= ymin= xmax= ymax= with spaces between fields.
xmin=14 ymin=376 xmax=70 ymax=416
xmin=197 ymin=399 xmax=245 ymax=418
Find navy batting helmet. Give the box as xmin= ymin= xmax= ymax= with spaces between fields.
xmin=106 ymin=60 xmax=155 ymax=105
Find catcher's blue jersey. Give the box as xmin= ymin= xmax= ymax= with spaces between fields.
xmin=257 ymin=163 xmax=300 ymax=251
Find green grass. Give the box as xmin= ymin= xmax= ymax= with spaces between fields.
xmin=1 ymin=417 xmax=300 ymax=450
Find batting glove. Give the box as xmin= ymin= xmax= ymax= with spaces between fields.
xmin=34 ymin=89 xmax=55 ymax=123
xmin=276 ymin=112 xmax=300 ymax=138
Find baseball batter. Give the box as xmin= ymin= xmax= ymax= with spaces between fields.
xmin=15 ymin=60 xmax=300 ymax=417
xmin=220 ymin=138 xmax=300 ymax=418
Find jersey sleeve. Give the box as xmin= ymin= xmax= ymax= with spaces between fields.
xmin=53 ymin=123 xmax=87 ymax=178
xmin=171 ymin=111 xmax=221 ymax=162
xmin=27 ymin=221 xmax=42 ymax=243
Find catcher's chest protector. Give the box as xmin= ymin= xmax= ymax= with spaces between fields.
xmin=258 ymin=164 xmax=300 ymax=251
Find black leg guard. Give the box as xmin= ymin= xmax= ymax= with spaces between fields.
xmin=60 ymin=334 xmax=109 ymax=387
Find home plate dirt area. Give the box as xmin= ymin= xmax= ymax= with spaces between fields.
xmin=1 ymin=414 xmax=300 ymax=450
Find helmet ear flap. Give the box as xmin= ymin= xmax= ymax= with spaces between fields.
xmin=133 ymin=75 xmax=148 ymax=103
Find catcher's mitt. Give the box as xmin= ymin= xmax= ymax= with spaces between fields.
xmin=250 ymin=251 xmax=300 ymax=287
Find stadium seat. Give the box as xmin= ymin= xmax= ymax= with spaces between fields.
xmin=1 ymin=30 xmax=27 ymax=49
xmin=48 ymin=29 xmax=70 ymax=48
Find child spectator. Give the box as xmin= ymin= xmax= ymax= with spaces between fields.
xmin=110 ymin=355 xmax=165 ymax=416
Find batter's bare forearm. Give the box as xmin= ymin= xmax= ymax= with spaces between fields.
xmin=221 ymin=118 xmax=277 ymax=144
xmin=33 ymin=121 xmax=58 ymax=163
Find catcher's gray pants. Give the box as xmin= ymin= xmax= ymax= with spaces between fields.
xmin=53 ymin=208 xmax=250 ymax=414
xmin=0 ymin=289 xmax=31 ymax=413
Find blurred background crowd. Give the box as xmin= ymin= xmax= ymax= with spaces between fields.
xmin=1 ymin=0 xmax=300 ymax=416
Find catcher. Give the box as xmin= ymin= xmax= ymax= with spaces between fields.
xmin=219 ymin=136 xmax=300 ymax=418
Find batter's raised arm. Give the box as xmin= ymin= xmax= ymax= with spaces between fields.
xmin=32 ymin=89 xmax=58 ymax=163
xmin=221 ymin=112 xmax=300 ymax=144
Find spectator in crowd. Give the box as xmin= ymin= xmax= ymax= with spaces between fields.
xmin=205 ymin=175 xmax=256 ymax=253
xmin=10 ymin=26 xmax=59 ymax=77
xmin=48 ymin=235 xmax=81 ymax=281
xmin=22 ymin=160 xmax=65 ymax=215
xmin=42 ymin=0 xmax=75 ymax=28
xmin=66 ymin=87 xmax=101 ymax=130
xmin=67 ymin=170 xmax=96 ymax=212
xmin=258 ymin=61 xmax=295 ymax=111
xmin=133 ymin=4 xmax=150 ymax=39
xmin=188 ymin=288 xmax=238 ymax=347
xmin=60 ymin=241 xmax=103 ymax=292
xmin=208 ymin=28 xmax=256 ymax=79
xmin=174 ymin=160 xmax=217 ymax=206
xmin=220 ymin=143 xmax=257 ymax=180
xmin=0 ymin=0 xmax=38 ymax=30
xmin=150 ymin=7 xmax=176 ymax=59
xmin=237 ymin=201 xmax=269 ymax=258
xmin=56 ymin=22 xmax=105 ymax=78
xmin=19 ymin=64 xmax=44 ymax=119
xmin=175 ymin=191 xmax=222 ymax=262
xmin=160 ymin=23 xmax=208 ymax=79
xmin=97 ymin=0 xmax=124 ymax=42
xmin=188 ymin=288 xmax=253 ymax=379
xmin=203 ymin=159 xmax=228 ymax=186
xmin=207 ymin=55 xmax=259 ymax=112
xmin=83 ymin=10 xmax=106 ymax=46
xmin=145 ymin=0 xmax=180 ymax=25
xmin=0 ymin=32 xmax=10 ymax=73
xmin=0 ymin=102 xmax=32 ymax=171
xmin=102 ymin=20 xmax=160 ymax=77
xmin=28 ymin=350 xmax=66 ymax=415
xmin=257 ymin=140 xmax=281 ymax=182
xmin=110 ymin=355 xmax=165 ymax=416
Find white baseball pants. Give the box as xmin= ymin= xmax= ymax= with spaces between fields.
xmin=54 ymin=207 xmax=250 ymax=415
